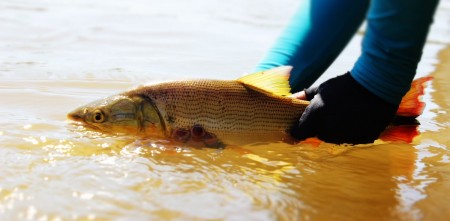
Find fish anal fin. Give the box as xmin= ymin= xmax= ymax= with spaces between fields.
xmin=396 ymin=76 xmax=433 ymax=117
xmin=237 ymin=66 xmax=292 ymax=96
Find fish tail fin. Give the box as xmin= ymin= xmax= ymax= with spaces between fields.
xmin=396 ymin=76 xmax=433 ymax=117
xmin=380 ymin=76 xmax=432 ymax=143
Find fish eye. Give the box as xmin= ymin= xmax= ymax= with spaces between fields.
xmin=92 ymin=110 xmax=105 ymax=123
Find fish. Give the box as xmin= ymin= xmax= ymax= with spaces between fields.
xmin=68 ymin=66 xmax=309 ymax=147
xmin=67 ymin=66 xmax=431 ymax=147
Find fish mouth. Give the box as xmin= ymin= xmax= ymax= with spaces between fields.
xmin=67 ymin=106 xmax=89 ymax=123
xmin=67 ymin=111 xmax=84 ymax=122
xmin=67 ymin=116 xmax=102 ymax=132
xmin=67 ymin=108 xmax=109 ymax=135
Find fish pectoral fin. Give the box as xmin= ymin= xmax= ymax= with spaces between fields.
xmin=237 ymin=66 xmax=292 ymax=96
xmin=171 ymin=126 xmax=225 ymax=148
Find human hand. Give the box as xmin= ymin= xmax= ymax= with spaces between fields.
xmin=290 ymin=91 xmax=307 ymax=100
xmin=290 ymin=73 xmax=398 ymax=144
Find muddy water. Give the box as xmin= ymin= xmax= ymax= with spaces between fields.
xmin=1 ymin=0 xmax=449 ymax=220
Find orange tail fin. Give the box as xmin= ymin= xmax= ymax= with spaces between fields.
xmin=396 ymin=76 xmax=433 ymax=117
xmin=381 ymin=76 xmax=432 ymax=143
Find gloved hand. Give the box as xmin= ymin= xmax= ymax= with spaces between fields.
xmin=290 ymin=73 xmax=399 ymax=144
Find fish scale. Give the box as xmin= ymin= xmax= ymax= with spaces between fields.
xmin=125 ymin=79 xmax=308 ymax=143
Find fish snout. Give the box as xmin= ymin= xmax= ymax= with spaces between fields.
xmin=67 ymin=108 xmax=86 ymax=122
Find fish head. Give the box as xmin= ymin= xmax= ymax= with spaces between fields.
xmin=67 ymin=95 xmax=165 ymax=137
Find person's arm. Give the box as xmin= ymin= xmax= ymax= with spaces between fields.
xmin=255 ymin=0 xmax=370 ymax=92
xmin=351 ymin=0 xmax=439 ymax=105
xmin=290 ymin=0 xmax=439 ymax=144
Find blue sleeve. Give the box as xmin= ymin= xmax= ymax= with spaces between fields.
xmin=256 ymin=0 xmax=438 ymax=105
xmin=351 ymin=0 xmax=439 ymax=104
xmin=255 ymin=0 xmax=370 ymax=93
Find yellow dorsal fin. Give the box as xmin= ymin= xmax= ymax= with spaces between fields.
xmin=237 ymin=66 xmax=292 ymax=96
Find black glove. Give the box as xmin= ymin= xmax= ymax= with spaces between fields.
xmin=290 ymin=73 xmax=399 ymax=144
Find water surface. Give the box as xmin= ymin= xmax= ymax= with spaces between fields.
xmin=1 ymin=0 xmax=449 ymax=220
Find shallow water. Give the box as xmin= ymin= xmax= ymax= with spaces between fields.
xmin=1 ymin=0 xmax=450 ymax=220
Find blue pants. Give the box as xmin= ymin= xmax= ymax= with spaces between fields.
xmin=255 ymin=0 xmax=439 ymax=104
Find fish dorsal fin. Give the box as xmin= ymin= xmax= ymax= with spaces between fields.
xmin=237 ymin=66 xmax=292 ymax=96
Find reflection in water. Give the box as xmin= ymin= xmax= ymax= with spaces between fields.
xmin=1 ymin=0 xmax=449 ymax=220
